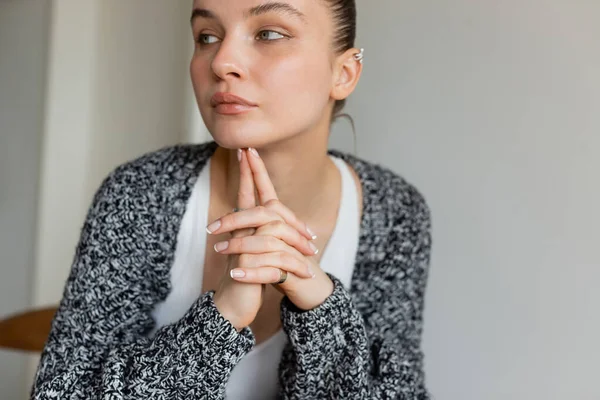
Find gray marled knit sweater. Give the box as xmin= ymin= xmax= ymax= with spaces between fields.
xmin=31 ymin=141 xmax=431 ymax=400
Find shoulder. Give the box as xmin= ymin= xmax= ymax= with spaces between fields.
xmin=330 ymin=149 xmax=432 ymax=295
xmin=91 ymin=142 xmax=217 ymax=203
xmin=108 ymin=141 xmax=216 ymax=188
xmin=329 ymin=149 xmax=431 ymax=230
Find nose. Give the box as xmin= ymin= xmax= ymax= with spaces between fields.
xmin=211 ymin=35 xmax=248 ymax=82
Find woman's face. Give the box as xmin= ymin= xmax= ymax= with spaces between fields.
xmin=190 ymin=0 xmax=337 ymax=149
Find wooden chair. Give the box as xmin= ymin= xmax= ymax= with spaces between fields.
xmin=0 ymin=306 xmax=58 ymax=352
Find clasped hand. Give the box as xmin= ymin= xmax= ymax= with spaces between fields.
xmin=210 ymin=148 xmax=334 ymax=331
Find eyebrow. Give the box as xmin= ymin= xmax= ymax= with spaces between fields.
xmin=190 ymin=2 xmax=307 ymax=25
xmin=190 ymin=8 xmax=215 ymax=24
xmin=246 ymin=2 xmax=306 ymax=21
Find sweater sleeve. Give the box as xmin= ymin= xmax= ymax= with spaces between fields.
xmin=30 ymin=169 xmax=255 ymax=400
xmin=278 ymin=189 xmax=432 ymax=399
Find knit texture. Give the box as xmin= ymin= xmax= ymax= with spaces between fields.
xmin=31 ymin=141 xmax=432 ymax=400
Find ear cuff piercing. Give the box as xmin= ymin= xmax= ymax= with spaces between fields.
xmin=353 ymin=48 xmax=364 ymax=64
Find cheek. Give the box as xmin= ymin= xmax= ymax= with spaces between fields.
xmin=190 ymin=55 xmax=211 ymax=96
xmin=262 ymin=55 xmax=332 ymax=112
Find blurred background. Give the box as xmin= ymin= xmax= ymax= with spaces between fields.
xmin=1 ymin=0 xmax=598 ymax=399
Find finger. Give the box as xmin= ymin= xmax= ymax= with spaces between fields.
xmin=264 ymin=199 xmax=317 ymax=241
xmin=235 ymin=252 xmax=315 ymax=279
xmin=234 ymin=149 xmax=256 ymax=238
xmin=238 ymin=149 xmax=256 ymax=210
xmin=207 ymin=200 xmax=316 ymax=241
xmin=245 ymin=148 xmax=316 ymax=241
xmin=229 ymin=266 xmax=303 ymax=285
xmin=246 ymin=147 xmax=278 ymax=205
xmin=206 ymin=206 xmax=283 ymax=235
xmin=254 ymin=221 xmax=319 ymax=257
xmin=214 ymin=231 xmax=318 ymax=258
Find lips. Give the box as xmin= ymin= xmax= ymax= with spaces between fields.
xmin=210 ymin=92 xmax=257 ymax=108
xmin=210 ymin=92 xmax=257 ymax=116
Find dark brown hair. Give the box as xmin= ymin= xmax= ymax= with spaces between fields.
xmin=325 ymin=0 xmax=357 ymax=118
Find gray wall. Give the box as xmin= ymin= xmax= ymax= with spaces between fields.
xmin=0 ymin=0 xmax=50 ymax=397
xmin=331 ymin=0 xmax=600 ymax=398
xmin=2 ymin=0 xmax=598 ymax=398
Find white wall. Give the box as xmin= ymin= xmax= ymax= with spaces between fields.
xmin=0 ymin=1 xmax=50 ymax=397
xmin=32 ymin=0 xmax=193 ymax=310
xmin=330 ymin=0 xmax=600 ymax=398
xmin=0 ymin=1 xmax=197 ymax=397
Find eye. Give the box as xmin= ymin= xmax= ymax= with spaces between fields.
xmin=256 ymin=30 xmax=286 ymax=41
xmin=197 ymin=33 xmax=220 ymax=45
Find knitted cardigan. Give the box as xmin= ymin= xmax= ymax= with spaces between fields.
xmin=31 ymin=141 xmax=432 ymax=400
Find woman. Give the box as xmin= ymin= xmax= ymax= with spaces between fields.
xmin=32 ymin=0 xmax=431 ymax=399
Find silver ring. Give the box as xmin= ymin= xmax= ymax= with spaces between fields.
xmin=276 ymin=269 xmax=288 ymax=284
xmin=232 ymin=207 xmax=246 ymax=213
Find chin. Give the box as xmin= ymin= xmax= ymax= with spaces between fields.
xmin=207 ymin=120 xmax=282 ymax=150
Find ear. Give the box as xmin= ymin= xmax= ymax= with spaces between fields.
xmin=331 ymin=48 xmax=363 ymax=102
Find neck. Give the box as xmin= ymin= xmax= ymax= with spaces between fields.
xmin=212 ymin=129 xmax=337 ymax=222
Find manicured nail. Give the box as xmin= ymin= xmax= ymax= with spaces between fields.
xmin=307 ymin=265 xmax=316 ymax=278
xmin=206 ymin=220 xmax=221 ymax=234
xmin=249 ymin=147 xmax=260 ymax=158
xmin=230 ymin=269 xmax=246 ymax=278
xmin=306 ymin=226 xmax=317 ymax=240
xmin=237 ymin=149 xmax=242 ymax=162
xmin=309 ymin=242 xmax=319 ymax=255
xmin=214 ymin=241 xmax=229 ymax=252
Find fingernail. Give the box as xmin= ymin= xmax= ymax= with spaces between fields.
xmin=206 ymin=220 xmax=222 ymax=234
xmin=309 ymin=242 xmax=319 ymax=255
xmin=214 ymin=241 xmax=229 ymax=252
xmin=230 ymin=269 xmax=246 ymax=278
xmin=237 ymin=149 xmax=242 ymax=162
xmin=306 ymin=226 xmax=317 ymax=240
xmin=307 ymin=265 xmax=316 ymax=278
xmin=249 ymin=147 xmax=260 ymax=158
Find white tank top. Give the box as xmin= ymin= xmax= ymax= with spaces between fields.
xmin=150 ymin=155 xmax=361 ymax=399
